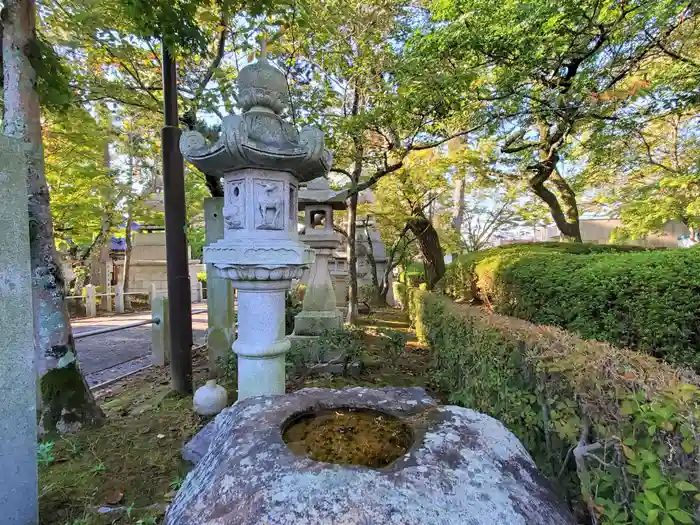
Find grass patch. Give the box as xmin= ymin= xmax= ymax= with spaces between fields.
xmin=39 ymin=354 xmax=216 ymax=525
xmin=40 ymin=309 xmax=429 ymax=524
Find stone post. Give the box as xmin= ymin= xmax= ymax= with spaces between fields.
xmin=85 ymin=284 xmax=97 ymax=318
xmin=105 ymin=283 xmax=112 ymax=312
xmin=0 ymin=136 xmax=39 ymax=523
xmin=181 ymin=50 xmax=331 ymax=400
xmin=115 ymin=284 xmax=125 ymax=314
xmin=203 ymin=198 xmax=234 ymax=376
xmin=149 ymin=282 xmax=157 ymax=308
xmin=152 ymin=296 xmax=170 ymax=366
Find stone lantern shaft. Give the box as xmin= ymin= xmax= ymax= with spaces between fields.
xmin=180 ymin=52 xmax=332 ymax=400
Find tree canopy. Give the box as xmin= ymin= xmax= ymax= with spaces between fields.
xmin=3 ymin=0 xmax=700 ymax=311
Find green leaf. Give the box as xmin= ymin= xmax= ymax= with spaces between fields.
xmin=645 ymin=491 xmax=663 ymax=508
xmin=644 ymin=478 xmax=666 ymax=490
xmin=646 ymin=508 xmax=660 ymax=523
xmin=674 ymin=481 xmax=697 ymax=492
xmin=668 ymin=510 xmax=693 ymax=524
xmin=622 ymin=444 xmax=636 ymax=459
xmin=664 ymin=494 xmax=680 ymax=511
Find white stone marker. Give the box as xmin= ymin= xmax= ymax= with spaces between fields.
xmin=0 ymin=135 xmax=39 ymax=524
xmin=105 ymin=283 xmax=112 ymax=312
xmin=85 ymin=284 xmax=97 ymax=317
xmin=180 ymin=48 xmax=332 ymax=400
xmin=115 ymin=284 xmax=125 ymax=314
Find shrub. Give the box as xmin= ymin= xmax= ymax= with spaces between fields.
xmin=288 ymin=327 xmax=365 ymax=377
xmin=403 ymin=262 xmax=426 ymax=286
xmin=216 ymin=351 xmax=237 ymax=383
xmin=408 ymin=290 xmax=700 ymax=524
xmin=393 ymin=282 xmax=408 ymax=310
xmin=376 ymin=327 xmax=407 ymax=359
xmin=285 ymin=290 xmax=303 ymax=335
xmin=291 ymin=283 xmax=306 ymax=303
xmin=37 ymin=441 xmax=55 ymax=467
xmin=442 ymin=245 xmax=700 ymax=370
xmin=196 ymin=271 xmax=207 ymax=284
xmin=442 ymin=242 xmax=647 ymax=300
xmin=359 ymin=283 xmax=380 ymax=306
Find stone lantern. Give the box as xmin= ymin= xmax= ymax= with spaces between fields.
xmin=179 ymin=51 xmax=332 ymax=400
xmin=292 ymin=177 xmax=347 ymax=337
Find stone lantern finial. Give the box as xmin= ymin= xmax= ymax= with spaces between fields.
xmin=236 ymin=41 xmax=289 ymax=115
xmin=179 ymin=53 xmax=331 ymax=179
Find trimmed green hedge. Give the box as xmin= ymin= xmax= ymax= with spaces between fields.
xmin=441 ymin=244 xmax=700 ymax=370
xmin=441 ymin=242 xmax=648 ymax=299
xmin=408 ymin=290 xmax=700 ymax=524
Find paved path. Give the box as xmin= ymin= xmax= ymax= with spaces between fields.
xmin=72 ymin=304 xmax=209 ymax=387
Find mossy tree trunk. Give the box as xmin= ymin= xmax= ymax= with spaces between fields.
xmin=2 ymin=0 xmax=103 ymax=432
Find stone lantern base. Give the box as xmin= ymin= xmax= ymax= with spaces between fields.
xmin=289 ymin=240 xmax=344 ymax=370
xmin=292 ymin=309 xmax=343 ymax=336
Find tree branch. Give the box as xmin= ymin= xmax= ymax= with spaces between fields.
xmin=330 ymin=167 xmax=353 ymax=179
xmin=195 ymin=20 xmax=228 ymax=100
xmin=409 ymin=115 xmax=506 ymax=151
xmin=636 ymin=130 xmax=677 ymax=173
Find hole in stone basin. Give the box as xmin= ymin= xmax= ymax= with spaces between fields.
xmin=282 ymin=407 xmax=413 ymax=468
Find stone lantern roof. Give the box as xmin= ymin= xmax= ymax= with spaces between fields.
xmin=179 ymin=54 xmax=332 ymax=181
xmin=299 ymin=177 xmax=348 ymax=210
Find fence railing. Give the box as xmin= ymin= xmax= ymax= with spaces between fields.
xmin=73 ymin=299 xmax=210 ymax=391
xmin=72 ymin=297 xmax=170 ymax=367
xmin=67 ymin=281 xmax=205 ymax=318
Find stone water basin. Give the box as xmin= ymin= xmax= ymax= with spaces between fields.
xmin=166 ymin=387 xmax=574 ymax=525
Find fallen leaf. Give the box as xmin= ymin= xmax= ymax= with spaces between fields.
xmin=157 ymin=433 xmax=166 ymax=439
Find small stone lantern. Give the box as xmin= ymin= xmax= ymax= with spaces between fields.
xmin=293 ymin=177 xmax=347 ymax=336
xmin=180 ymin=50 xmax=332 ymax=400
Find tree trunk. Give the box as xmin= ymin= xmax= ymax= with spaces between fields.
xmin=407 ymin=213 xmax=445 ymax=290
xmin=549 ymin=169 xmax=582 ymax=241
xmin=2 ymin=0 xmax=103 ymax=432
xmin=346 ymin=192 xmax=359 ymax=324
xmin=529 ymin=163 xmax=582 ymax=242
xmin=362 ymin=220 xmax=381 ymax=305
xmin=378 ymin=265 xmax=394 ymax=304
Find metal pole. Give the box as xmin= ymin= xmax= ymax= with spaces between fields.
xmin=161 ymin=42 xmax=193 ymax=394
